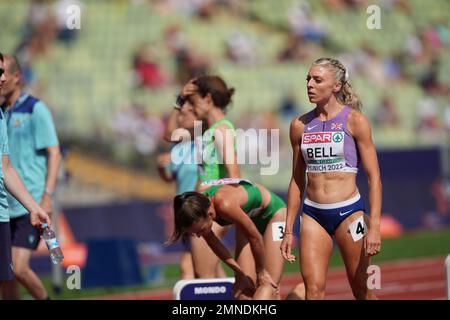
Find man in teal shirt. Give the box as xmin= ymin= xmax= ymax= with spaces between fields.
xmin=0 ymin=52 xmax=49 ymax=294
xmin=0 ymin=55 xmax=60 ymax=300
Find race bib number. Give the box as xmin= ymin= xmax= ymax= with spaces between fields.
xmin=272 ymin=222 xmax=286 ymax=241
xmin=349 ymin=216 xmax=367 ymax=242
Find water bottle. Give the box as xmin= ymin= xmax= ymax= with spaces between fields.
xmin=42 ymin=223 xmax=64 ymax=264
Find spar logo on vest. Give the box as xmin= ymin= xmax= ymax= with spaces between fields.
xmin=302 ymin=131 xmax=346 ymax=172
xmin=333 ymin=132 xmax=343 ymax=143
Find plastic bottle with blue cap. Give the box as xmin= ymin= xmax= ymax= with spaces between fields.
xmin=42 ymin=223 xmax=64 ymax=264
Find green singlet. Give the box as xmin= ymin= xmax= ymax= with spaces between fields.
xmin=197 ymin=119 xmax=236 ymax=182
xmin=203 ymin=179 xmax=286 ymax=234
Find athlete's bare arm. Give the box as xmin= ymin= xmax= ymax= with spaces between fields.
xmin=2 ymin=155 xmax=50 ymax=228
xmin=348 ymin=111 xmax=382 ymax=256
xmin=215 ymin=194 xmax=265 ymax=270
xmin=202 ymin=228 xmax=244 ymax=275
xmin=157 ymin=153 xmax=174 ymax=182
xmin=202 ymin=227 xmax=255 ymax=297
xmin=281 ymin=116 xmax=306 ymax=262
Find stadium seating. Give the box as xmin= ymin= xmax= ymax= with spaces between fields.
xmin=1 ymin=0 xmax=449 ymax=193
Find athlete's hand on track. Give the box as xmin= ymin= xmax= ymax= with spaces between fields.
xmin=364 ymin=227 xmax=381 ymax=256
xmin=233 ymin=272 xmax=255 ymax=299
xmin=280 ymin=233 xmax=296 ymax=263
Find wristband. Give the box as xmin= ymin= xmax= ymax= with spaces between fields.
xmin=173 ymin=94 xmax=186 ymax=110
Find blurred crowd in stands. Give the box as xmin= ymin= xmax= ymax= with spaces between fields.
xmin=5 ymin=0 xmax=450 ymax=165
xmin=13 ymin=0 xmax=82 ymax=92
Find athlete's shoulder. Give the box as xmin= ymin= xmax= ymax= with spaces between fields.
xmin=220 ymin=118 xmax=235 ymax=129
xmin=347 ymin=109 xmax=371 ymax=136
xmin=24 ymin=94 xmax=40 ymax=103
xmin=290 ymin=109 xmax=315 ymax=133
xmin=214 ymin=122 xmax=233 ymax=132
xmin=14 ymin=94 xmax=39 ymax=113
xmin=32 ymin=99 xmax=51 ymax=113
xmin=213 ymin=187 xmax=234 ymax=211
xmin=18 ymin=94 xmax=51 ymax=116
xmin=215 ymin=181 xmax=245 ymax=203
xmin=211 ymin=118 xmax=235 ymax=131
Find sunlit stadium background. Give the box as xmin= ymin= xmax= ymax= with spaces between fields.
xmin=0 ymin=0 xmax=449 ymax=299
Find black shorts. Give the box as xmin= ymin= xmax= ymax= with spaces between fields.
xmin=10 ymin=214 xmax=41 ymax=250
xmin=0 ymin=221 xmax=14 ymax=281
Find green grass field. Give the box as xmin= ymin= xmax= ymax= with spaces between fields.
xmin=33 ymin=227 xmax=450 ymax=299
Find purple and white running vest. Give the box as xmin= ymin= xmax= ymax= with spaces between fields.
xmin=300 ymin=106 xmax=359 ymax=173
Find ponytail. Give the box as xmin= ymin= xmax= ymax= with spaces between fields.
xmin=338 ymin=81 xmax=362 ymax=112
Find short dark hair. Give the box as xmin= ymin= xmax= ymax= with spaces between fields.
xmin=0 ymin=52 xmax=3 ymax=62
xmin=5 ymin=55 xmax=22 ymax=75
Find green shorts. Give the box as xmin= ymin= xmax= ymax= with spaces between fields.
xmin=252 ymin=191 xmax=286 ymax=235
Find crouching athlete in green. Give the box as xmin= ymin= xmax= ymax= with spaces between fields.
xmin=167 ymin=178 xmax=287 ymax=300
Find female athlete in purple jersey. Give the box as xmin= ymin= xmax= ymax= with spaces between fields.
xmin=281 ymin=58 xmax=382 ymax=300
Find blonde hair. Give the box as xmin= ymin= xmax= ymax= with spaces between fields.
xmin=313 ymin=57 xmax=362 ymax=111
